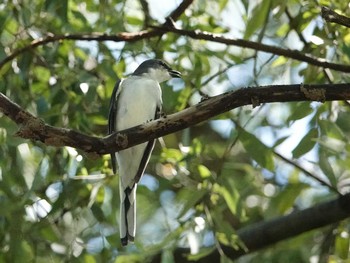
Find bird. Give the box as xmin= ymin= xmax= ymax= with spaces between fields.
xmin=108 ymin=59 xmax=181 ymax=246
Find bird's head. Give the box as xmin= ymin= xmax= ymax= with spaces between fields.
xmin=132 ymin=59 xmax=181 ymax=83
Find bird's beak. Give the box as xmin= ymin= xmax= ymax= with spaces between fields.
xmin=169 ymin=70 xmax=182 ymax=78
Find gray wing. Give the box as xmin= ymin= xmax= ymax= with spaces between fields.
xmin=108 ymin=80 xmax=121 ymax=174
xmin=133 ymin=106 xmax=162 ymax=183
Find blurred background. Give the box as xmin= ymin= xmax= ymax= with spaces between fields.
xmin=1 ymin=0 xmax=350 ymax=262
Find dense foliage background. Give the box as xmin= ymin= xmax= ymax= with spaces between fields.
xmin=1 ymin=0 xmax=350 ymax=262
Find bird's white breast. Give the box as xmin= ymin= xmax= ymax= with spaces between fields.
xmin=116 ymin=76 xmax=162 ymax=131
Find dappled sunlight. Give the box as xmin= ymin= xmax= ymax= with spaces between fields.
xmin=1 ymin=0 xmax=350 ymax=262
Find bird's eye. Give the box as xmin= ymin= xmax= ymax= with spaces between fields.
xmin=160 ymin=61 xmax=170 ymax=70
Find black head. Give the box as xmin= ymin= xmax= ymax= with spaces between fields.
xmin=132 ymin=59 xmax=182 ymax=80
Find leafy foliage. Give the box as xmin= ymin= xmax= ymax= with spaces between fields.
xmin=1 ymin=0 xmax=350 ymax=262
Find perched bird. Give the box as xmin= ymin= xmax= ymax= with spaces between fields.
xmin=108 ymin=59 xmax=181 ymax=246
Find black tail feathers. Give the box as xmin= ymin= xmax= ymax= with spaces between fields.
xmin=121 ymin=187 xmax=134 ymax=246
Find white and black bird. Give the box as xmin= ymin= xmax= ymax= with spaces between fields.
xmin=108 ymin=59 xmax=181 ymax=246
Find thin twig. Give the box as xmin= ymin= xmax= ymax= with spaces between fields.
xmin=201 ymin=63 xmax=235 ymax=87
xmin=322 ymin=6 xmax=350 ymax=28
xmin=0 ymin=31 xmax=160 ymax=70
xmin=285 ymin=7 xmax=334 ymax=83
xmin=139 ymin=0 xmax=151 ymax=27
xmin=274 ymin=151 xmax=339 ymax=193
xmin=167 ymin=0 xmax=194 ymax=21
xmin=153 ymin=26 xmax=350 ymax=73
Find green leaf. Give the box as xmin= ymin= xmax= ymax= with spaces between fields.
xmin=175 ymin=86 xmax=192 ymax=111
xmin=335 ymin=229 xmax=350 ymax=259
xmin=318 ymin=137 xmax=346 ymax=154
xmin=214 ymin=213 xmax=246 ymax=250
xmin=84 ymin=255 xmax=97 ymax=263
xmin=19 ymin=52 xmax=33 ymax=80
xmin=187 ymin=247 xmax=216 ymax=261
xmin=115 ymin=59 xmax=126 ymax=78
xmin=45 ymin=0 xmax=68 ymax=23
xmin=319 ymin=151 xmax=337 ymax=187
xmin=238 ymin=127 xmax=274 ymax=171
xmin=334 ymin=111 xmax=350 ymax=132
xmin=39 ymin=225 xmax=59 ymax=242
xmin=244 ymin=0 xmax=271 ymax=39
xmin=197 ymin=164 xmax=211 ymax=178
xmin=319 ymin=119 xmax=345 ymax=140
xmin=273 ymin=135 xmax=289 ymax=147
xmin=125 ymin=16 xmax=143 ymax=26
xmin=91 ymin=203 xmax=105 ymax=222
xmin=32 ymin=65 xmax=51 ymax=87
xmin=214 ymin=183 xmax=240 ymax=216
xmin=177 ymin=188 xmax=207 ymax=219
xmin=0 ymin=12 xmax=9 ymax=33
xmin=90 ymin=114 xmax=108 ymax=125
xmin=287 ymin=102 xmax=313 ymax=123
xmin=0 ymin=128 xmax=7 ymax=144
xmin=57 ymin=0 xmax=68 ymax=23
xmin=21 ymin=6 xmax=32 ymax=27
xmin=271 ymin=56 xmax=287 ymax=67
xmin=292 ymin=128 xmax=318 ymax=158
xmin=114 ymin=254 xmax=144 ymax=263
xmin=11 ymin=240 xmax=34 ymax=263
xmin=219 ymin=0 xmax=229 ymax=12
xmin=266 ymin=183 xmax=309 ymax=217
xmin=159 ymin=250 xmax=175 ymax=263
xmin=160 ymin=148 xmax=183 ymax=162
xmin=220 ymin=254 xmax=235 ymax=263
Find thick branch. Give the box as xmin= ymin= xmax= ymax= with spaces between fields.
xmin=2 ymin=83 xmax=350 ymax=154
xmin=0 ymin=92 xmax=105 ymax=153
xmin=322 ymin=6 xmax=350 ymax=28
xmin=150 ymin=193 xmax=350 ymax=262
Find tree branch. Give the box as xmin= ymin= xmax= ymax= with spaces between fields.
xmin=0 ymin=30 xmax=161 ymax=70
xmin=167 ymin=0 xmax=193 ymax=21
xmin=322 ymin=6 xmax=350 ymax=28
xmin=0 ymin=0 xmax=194 ymax=71
xmin=2 ymin=83 xmax=350 ymax=155
xmin=274 ymin=151 xmax=339 ymax=193
xmin=150 ymin=192 xmax=350 ymax=262
xmin=0 ymin=92 xmax=105 ymax=153
xmin=151 ymin=25 xmax=350 ymax=73
xmin=2 ymin=14 xmax=350 ymax=73
xmin=139 ymin=0 xmax=151 ymax=27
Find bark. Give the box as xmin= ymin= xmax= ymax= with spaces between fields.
xmin=151 ymin=193 xmax=350 ymax=262
xmin=2 ymin=83 xmax=350 ymax=154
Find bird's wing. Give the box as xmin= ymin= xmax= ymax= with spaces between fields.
xmin=133 ymin=106 xmax=162 ymax=184
xmin=108 ymin=79 xmax=122 ymax=174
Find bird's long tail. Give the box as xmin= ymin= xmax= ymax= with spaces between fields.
xmin=120 ymin=182 xmax=137 ymax=246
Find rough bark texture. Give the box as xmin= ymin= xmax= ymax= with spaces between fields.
xmin=2 ymin=83 xmax=350 ymax=154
